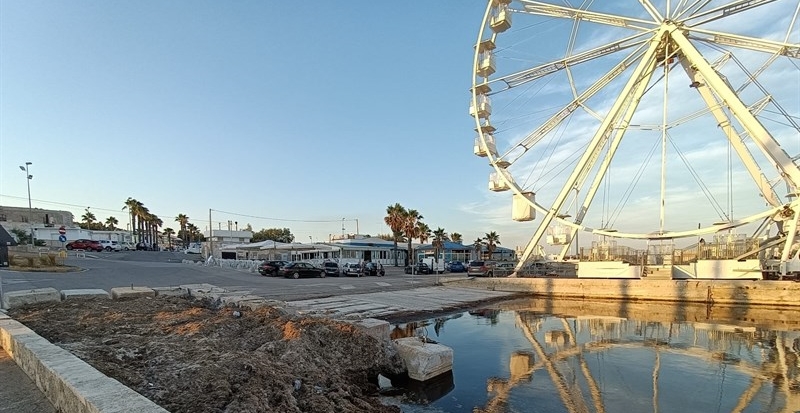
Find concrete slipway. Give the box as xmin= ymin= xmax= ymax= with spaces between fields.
xmin=2 ymin=277 xmax=800 ymax=412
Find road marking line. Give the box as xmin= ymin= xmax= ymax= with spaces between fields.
xmin=339 ymin=285 xmax=356 ymax=290
xmin=375 ymin=282 xmax=391 ymax=287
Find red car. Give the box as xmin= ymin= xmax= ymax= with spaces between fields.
xmin=65 ymin=239 xmax=103 ymax=252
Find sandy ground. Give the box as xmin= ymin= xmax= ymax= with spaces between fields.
xmin=9 ymin=296 xmax=408 ymax=413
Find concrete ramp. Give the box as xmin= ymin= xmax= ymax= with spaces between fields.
xmin=287 ymin=286 xmax=516 ymax=320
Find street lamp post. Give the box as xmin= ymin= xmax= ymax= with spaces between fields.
xmin=18 ymin=162 xmax=33 ymax=245
xmin=341 ymin=218 xmax=345 ymax=237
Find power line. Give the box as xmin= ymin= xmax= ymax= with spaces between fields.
xmin=211 ymin=209 xmax=355 ymax=224
xmin=1 ymin=194 xmax=355 ymax=227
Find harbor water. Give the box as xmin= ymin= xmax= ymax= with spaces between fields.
xmin=387 ymin=298 xmax=800 ymax=413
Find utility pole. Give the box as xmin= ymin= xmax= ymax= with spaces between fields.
xmin=19 ymin=162 xmax=33 ymax=244
xmin=208 ymin=209 xmax=213 ymax=260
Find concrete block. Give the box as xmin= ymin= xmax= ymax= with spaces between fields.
xmin=2 ymin=288 xmax=61 ymax=309
xmin=60 ymin=289 xmax=111 ymax=301
xmin=348 ymin=318 xmax=390 ymax=342
xmin=110 ymin=286 xmax=156 ymax=299
xmin=152 ymin=286 xmax=189 ymax=297
xmin=393 ymin=337 xmax=453 ymax=381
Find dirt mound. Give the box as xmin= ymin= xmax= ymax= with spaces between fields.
xmin=9 ymin=297 xmax=405 ymax=413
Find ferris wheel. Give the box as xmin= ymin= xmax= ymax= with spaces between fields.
xmin=470 ymin=0 xmax=800 ymax=269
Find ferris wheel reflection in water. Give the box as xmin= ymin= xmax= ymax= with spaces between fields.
xmin=394 ymin=299 xmax=800 ymax=413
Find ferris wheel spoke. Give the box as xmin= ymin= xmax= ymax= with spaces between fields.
xmin=688 ymin=27 xmax=800 ymax=58
xmin=518 ymin=1 xmax=659 ymax=30
xmin=676 ymin=55 xmax=783 ymax=208
xmin=673 ymin=0 xmax=714 ymax=20
xmin=515 ymin=28 xmax=666 ymax=266
xmin=554 ymin=48 xmax=661 ymax=258
xmin=639 ymin=0 xmax=664 ymax=22
xmin=683 ymin=0 xmax=778 ymax=27
xmin=502 ymin=46 xmax=650 ymax=165
xmin=493 ymin=32 xmax=651 ymax=90
xmin=672 ymin=26 xmax=800 ymax=190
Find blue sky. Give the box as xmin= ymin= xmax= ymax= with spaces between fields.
xmin=2 ymin=1 xmax=798 ymax=253
xmin=1 ymin=1 xmax=516 ymax=246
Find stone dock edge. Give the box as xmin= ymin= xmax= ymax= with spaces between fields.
xmin=443 ymin=277 xmax=800 ymax=307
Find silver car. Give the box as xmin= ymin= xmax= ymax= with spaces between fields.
xmin=343 ymin=263 xmax=362 ymax=277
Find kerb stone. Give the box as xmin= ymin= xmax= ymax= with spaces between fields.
xmin=2 ymin=288 xmax=61 ymax=309
xmin=152 ymin=287 xmax=189 ymax=297
xmin=110 ymin=287 xmax=156 ymax=299
xmin=60 ymin=289 xmax=111 ymax=301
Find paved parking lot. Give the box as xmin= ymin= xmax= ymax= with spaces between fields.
xmin=0 ymin=251 xmax=465 ymax=302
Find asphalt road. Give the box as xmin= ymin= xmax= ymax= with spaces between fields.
xmin=1 ymin=251 xmax=452 ymax=302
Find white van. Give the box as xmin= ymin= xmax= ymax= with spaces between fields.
xmin=423 ymin=257 xmax=445 ymax=274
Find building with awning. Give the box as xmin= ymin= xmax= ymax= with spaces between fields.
xmin=329 ymin=236 xmax=409 ymax=266
xmin=219 ymin=241 xmax=340 ymax=261
xmin=416 ymin=241 xmax=516 ymax=263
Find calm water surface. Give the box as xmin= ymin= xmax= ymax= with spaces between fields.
xmin=389 ymin=299 xmax=800 ymax=413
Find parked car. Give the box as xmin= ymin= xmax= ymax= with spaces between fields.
xmin=184 ymin=242 xmax=202 ymax=254
xmin=410 ymin=262 xmax=432 ymax=275
xmin=98 ymin=240 xmax=121 ymax=252
xmin=343 ymin=263 xmax=363 ymax=277
xmin=494 ymin=262 xmax=515 ymax=276
xmin=322 ymin=261 xmax=341 ymax=277
xmin=279 ymin=262 xmax=325 ymax=279
xmin=119 ymin=242 xmax=136 ymax=251
xmin=362 ymin=262 xmax=385 ymax=276
xmin=468 ymin=261 xmax=496 ymax=277
xmin=258 ymin=260 xmax=289 ymax=276
xmin=65 ymin=239 xmax=103 ymax=252
xmin=136 ymin=242 xmax=152 ymax=251
xmin=448 ymin=261 xmax=466 ymax=273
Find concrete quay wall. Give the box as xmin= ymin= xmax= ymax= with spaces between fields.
xmin=445 ymin=277 xmax=800 ymax=308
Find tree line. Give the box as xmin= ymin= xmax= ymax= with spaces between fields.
xmin=72 ymin=200 xmax=501 ymax=258
xmin=383 ymin=203 xmax=501 ymax=266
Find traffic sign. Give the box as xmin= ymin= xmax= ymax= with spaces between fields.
xmin=58 ymin=226 xmax=66 ymax=235
xmin=58 ymin=234 xmax=67 ymax=242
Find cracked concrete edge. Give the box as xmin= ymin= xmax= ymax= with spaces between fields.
xmin=0 ymin=316 xmax=169 ymax=413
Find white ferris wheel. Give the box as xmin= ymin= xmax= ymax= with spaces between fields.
xmin=471 ymin=0 xmax=800 ymax=272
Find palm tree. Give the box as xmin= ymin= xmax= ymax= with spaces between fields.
xmin=417 ymin=222 xmax=431 ymax=245
xmin=384 ymin=204 xmax=406 ymax=266
xmin=402 ymin=209 xmax=423 ymax=265
xmin=175 ymin=214 xmax=189 ymax=248
xmin=81 ymin=208 xmax=97 ymax=229
xmin=123 ymin=198 xmax=143 ymax=242
xmin=152 ymin=216 xmax=163 ymax=249
xmin=484 ymin=231 xmax=501 ymax=260
xmin=451 ymin=232 xmax=463 ymax=244
xmin=187 ymin=223 xmax=200 ymax=242
xmin=138 ymin=206 xmax=150 ymax=245
xmin=473 ymin=238 xmax=484 ymax=261
xmin=432 ymin=227 xmax=448 ymax=264
xmin=163 ymin=227 xmax=175 ymax=249
xmin=105 ymin=216 xmax=119 ymax=230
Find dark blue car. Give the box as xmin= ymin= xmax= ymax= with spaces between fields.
xmin=448 ymin=261 xmax=466 ymax=273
